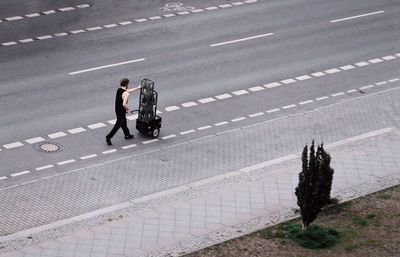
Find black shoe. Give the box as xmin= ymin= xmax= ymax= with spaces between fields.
xmin=106 ymin=137 xmax=112 ymax=145
xmin=125 ymin=135 xmax=134 ymax=139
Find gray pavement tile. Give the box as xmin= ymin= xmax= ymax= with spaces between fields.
xmin=0 ymin=252 xmax=24 ymax=257
xmin=56 ymin=249 xmax=75 ymax=257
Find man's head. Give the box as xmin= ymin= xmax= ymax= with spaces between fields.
xmin=120 ymin=78 xmax=129 ymax=88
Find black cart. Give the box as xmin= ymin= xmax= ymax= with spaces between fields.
xmin=135 ymin=78 xmax=162 ymax=138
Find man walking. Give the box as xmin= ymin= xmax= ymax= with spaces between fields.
xmin=106 ymin=78 xmax=141 ymax=145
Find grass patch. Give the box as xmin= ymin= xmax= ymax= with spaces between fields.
xmin=322 ymin=201 xmax=352 ymax=215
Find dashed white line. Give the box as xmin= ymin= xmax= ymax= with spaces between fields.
xmin=102 ymin=149 xmax=117 ymax=154
xmin=5 ymin=16 xmax=23 ymax=21
xmin=347 ymin=89 xmax=358 ymax=93
xmin=43 ymin=10 xmax=56 ymax=15
xmin=331 ymin=92 xmax=345 ymax=97
xmin=3 ymin=142 xmax=24 ymax=149
xmin=214 ymin=121 xmax=229 ymax=126
xmin=37 ymin=35 xmax=53 ymax=40
xmin=244 ymin=0 xmax=258 ymax=3
xmin=48 ymin=131 xmax=67 ymax=139
xmin=355 ymin=62 xmax=369 ymax=67
xmin=165 ymin=106 xmax=180 ymax=112
xmin=325 ymin=68 xmax=341 ymax=74
xmin=266 ymin=108 xmax=280 ymax=113
xmin=2 ymin=41 xmax=18 ymax=46
xmin=395 ymin=53 xmax=400 ymax=57
xmin=210 ymin=33 xmax=273 ymax=47
xmin=231 ymin=117 xmax=246 ymax=122
xmin=11 ymin=170 xmax=30 ymax=177
xmin=205 ymin=7 xmax=219 ymax=10
xmin=69 ymin=58 xmax=145 ymax=75
xmin=86 ymin=26 xmax=103 ymax=31
xmin=389 ymin=78 xmax=400 ymax=82
xmin=88 ymin=123 xmax=107 ymax=129
xmin=103 ymin=24 xmax=118 ymax=28
xmin=311 ymin=72 xmax=325 ymax=77
xmin=25 ymin=137 xmax=45 ymax=144
xmin=295 ymin=75 xmax=312 ymax=81
xmin=340 ymin=65 xmax=355 ymax=70
xmin=219 ymin=4 xmax=232 ymax=8
xmin=77 ymin=4 xmax=91 ymax=8
xmin=55 ymin=32 xmax=68 ymax=37
xmin=330 ymin=10 xmax=384 ymax=23
xmin=249 ymin=112 xmax=264 ymax=118
xmin=282 ymin=104 xmax=296 ymax=109
xmin=0 ymin=176 xmax=7 ymax=181
xmin=232 ymin=90 xmax=249 ymax=96
xmin=36 ymin=165 xmax=54 ymax=171
xmin=70 ymin=30 xmax=86 ymax=34
xmin=182 ymin=102 xmax=198 ymax=108
xmin=316 ymin=96 xmax=329 ymax=101
xmin=163 ymin=14 xmax=176 ymax=18
xmin=368 ymin=58 xmax=383 ymax=64
xmin=299 ymin=100 xmax=314 ymax=105
xmin=180 ymin=129 xmax=195 ymax=135
xmin=119 ymin=21 xmax=133 ymax=25
xmin=264 ymin=82 xmax=282 ymax=88
xmin=376 ymin=81 xmax=387 ymax=86
xmin=127 ymin=114 xmax=138 ymax=121
xmin=68 ymin=127 xmax=86 ymax=134
xmin=177 ymin=11 xmax=190 ymax=15
xmin=19 ymin=38 xmax=34 ymax=43
xmin=198 ymin=97 xmax=216 ymax=104
xmin=215 ymin=93 xmax=232 ymax=100
xmin=122 ymin=144 xmax=137 ymax=149
xmin=232 ymin=2 xmax=245 ymax=5
xmin=359 ymin=85 xmax=374 ymax=90
xmin=148 ymin=16 xmax=162 ymax=20
xmin=248 ymin=86 xmax=264 ymax=92
xmin=26 ymin=13 xmax=40 ymax=18
xmin=57 ymin=159 xmax=76 ymax=165
xmin=198 ymin=125 xmax=212 ymax=130
xmin=161 ymin=134 xmax=176 ymax=140
xmin=59 ymin=7 xmax=75 ymax=12
xmin=382 ymin=55 xmax=396 ymax=61
xmin=80 ymin=154 xmax=98 ymax=160
xmin=281 ymin=79 xmax=296 ymax=84
xmin=191 ymin=9 xmax=204 ymax=13
xmin=143 ymin=139 xmax=159 ymax=144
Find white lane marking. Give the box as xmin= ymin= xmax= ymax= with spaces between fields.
xmin=368 ymin=58 xmax=383 ymax=64
xmin=325 ymin=68 xmax=341 ymax=74
xmin=88 ymin=123 xmax=107 ymax=129
xmin=26 ymin=13 xmax=40 ymax=18
xmin=395 ymin=53 xmax=400 ymax=57
xmin=102 ymin=149 xmax=117 ymax=154
xmin=165 ymin=106 xmax=180 ymax=112
xmin=148 ymin=16 xmax=162 ymax=20
xmin=191 ymin=9 xmax=204 ymax=13
xmin=57 ymin=159 xmax=76 ymax=165
xmin=347 ymin=89 xmax=358 ymax=93
xmin=211 ymin=33 xmax=273 ymax=47
xmin=182 ymin=102 xmax=198 ymax=107
xmin=86 ymin=26 xmax=103 ymax=31
xmin=5 ymin=16 xmax=23 ymax=21
xmin=331 ymin=92 xmax=345 ymax=97
xmin=161 ymin=134 xmax=176 ymax=140
xmin=205 ymin=7 xmax=218 ymax=10
xmin=311 ymin=72 xmax=325 ymax=77
xmin=266 ymin=108 xmax=280 ymax=113
xmin=281 ymin=78 xmax=296 ymax=84
xmin=0 ymin=176 xmax=7 ymax=181
xmin=163 ymin=14 xmax=176 ymax=18
xmin=232 ymin=2 xmax=245 ymax=6
xmin=119 ymin=21 xmax=133 ymax=25
xmin=316 ymin=96 xmax=329 ymax=101
xmin=360 ymin=85 xmax=374 ymax=90
xmin=249 ymin=86 xmax=264 ymax=92
xmin=376 ymin=81 xmax=387 ymax=86
xmin=299 ymin=100 xmax=314 ymax=105
xmin=135 ymin=19 xmax=148 ymax=22
xmin=37 ymin=35 xmax=53 ymax=40
xmin=180 ymin=129 xmax=195 ymax=135
xmin=215 ymin=93 xmax=232 ymax=100
xmin=68 ymin=127 xmax=86 ymax=134
xmin=282 ymin=104 xmax=296 ymax=109
xmin=330 ymin=10 xmax=384 ymax=23
xmin=295 ymin=75 xmax=312 ymax=81
xmin=264 ymin=82 xmax=281 ymax=88
xmin=2 ymin=41 xmax=18 ymax=46
xmin=198 ymin=125 xmax=212 ymax=130
xmin=340 ymin=65 xmax=355 ymax=70
xmin=55 ymin=32 xmax=68 ymax=37
xmin=389 ymin=78 xmax=400 ymax=82
xmin=80 ymin=154 xmax=98 ymax=160
xmin=355 ymin=61 xmax=369 ymax=67
xmin=219 ymin=4 xmax=232 ymax=8
xmin=232 ymin=90 xmax=249 ymax=95
xmin=127 ymin=114 xmax=138 ymax=121
xmin=177 ymin=11 xmax=190 ymax=15
xmin=69 ymin=58 xmax=145 ymax=75
xmin=77 ymin=4 xmax=91 ymax=8
xmin=198 ymin=97 xmax=216 ymax=103
xmin=36 ymin=165 xmax=54 ymax=171
xmin=19 ymin=38 xmax=34 ymax=43
xmin=11 ymin=170 xmax=30 ymax=177
xmin=43 ymin=10 xmax=56 ymax=15
xmin=25 ymin=137 xmax=45 ymax=144
xmin=382 ymin=55 xmax=396 ymax=60
xmin=122 ymin=144 xmax=137 ymax=149
xmin=70 ymin=30 xmax=86 ymax=34
xmin=3 ymin=142 xmax=24 ymax=149
xmin=48 ymin=132 xmax=67 ymax=139
xmin=59 ymin=7 xmax=75 ymax=12
xmin=142 ymin=139 xmax=159 ymax=144
xmin=103 ymin=24 xmax=118 ymax=28
xmin=249 ymin=112 xmax=264 ymax=117
xmin=215 ymin=121 xmax=229 ymax=126
xmin=244 ymin=0 xmax=258 ymax=3
xmin=231 ymin=117 xmax=246 ymax=122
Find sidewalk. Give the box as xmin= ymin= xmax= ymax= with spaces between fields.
xmin=1 ymin=88 xmax=400 ymax=257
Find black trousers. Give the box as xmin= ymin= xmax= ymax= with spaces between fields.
xmin=106 ymin=113 xmax=130 ymax=139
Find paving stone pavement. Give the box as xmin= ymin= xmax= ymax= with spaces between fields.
xmin=0 ymin=87 xmax=400 ymax=256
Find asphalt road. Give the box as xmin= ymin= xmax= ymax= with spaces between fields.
xmin=0 ymin=0 xmax=399 ymax=186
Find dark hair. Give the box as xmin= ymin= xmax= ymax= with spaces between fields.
xmin=120 ymin=78 xmax=129 ymax=88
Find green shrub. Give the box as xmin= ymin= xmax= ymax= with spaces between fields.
xmin=287 ymin=224 xmax=340 ymax=249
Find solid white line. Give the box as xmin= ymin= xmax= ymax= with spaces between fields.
xmin=330 ymin=10 xmax=384 ymax=23
xmin=48 ymin=132 xmax=67 ymax=139
xmin=57 ymin=159 xmax=75 ymax=165
xmin=180 ymin=129 xmax=195 ymax=135
xmin=0 ymin=176 xmax=7 ymax=181
xmin=316 ymin=96 xmax=329 ymax=101
xmin=25 ymin=137 xmax=45 ymax=144
xmin=331 ymin=92 xmax=345 ymax=97
xmin=282 ymin=104 xmax=296 ymax=109
xmin=182 ymin=102 xmax=198 ymax=107
xmin=249 ymin=112 xmax=264 ymax=118
xmin=11 ymin=170 xmax=30 ymax=177
xmin=281 ymin=79 xmax=296 ymax=84
xmin=88 ymin=122 xmax=107 ymax=129
xmin=102 ymin=149 xmax=117 ymax=154
xmin=36 ymin=165 xmax=54 ymax=171
xmin=215 ymin=93 xmax=232 ymax=100
xmin=264 ymin=82 xmax=281 ymax=88
xmin=68 ymin=127 xmax=86 ymax=134
xmin=299 ymin=100 xmax=313 ymax=105
xmin=266 ymin=108 xmax=280 ymax=113
xmin=360 ymin=85 xmax=374 ymax=90
xmin=198 ymin=97 xmax=216 ymax=104
xmin=210 ymin=33 xmax=273 ymax=47
xmin=214 ymin=121 xmax=229 ymax=126
xmin=240 ymin=154 xmax=297 ymax=173
xmin=121 ymin=144 xmax=137 ymax=149
xmin=161 ymin=134 xmax=176 ymax=140
xmin=198 ymin=125 xmax=212 ymax=130
xmin=80 ymin=154 xmax=98 ymax=160
xmin=249 ymin=86 xmax=264 ymax=92
xmin=143 ymin=139 xmax=159 ymax=144
xmin=3 ymin=142 xmax=24 ymax=149
xmin=232 ymin=90 xmax=248 ymax=96
xmin=69 ymin=58 xmax=145 ymax=75
xmin=165 ymin=106 xmax=180 ymax=112
xmin=231 ymin=117 xmax=246 ymax=122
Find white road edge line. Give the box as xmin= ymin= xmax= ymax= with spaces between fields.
xmin=69 ymin=58 xmax=146 ymax=75
xmin=210 ymin=33 xmax=273 ymax=47
xmin=330 ymin=10 xmax=384 ymax=23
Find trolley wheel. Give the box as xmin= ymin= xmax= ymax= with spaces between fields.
xmin=151 ymin=128 xmax=160 ymax=138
